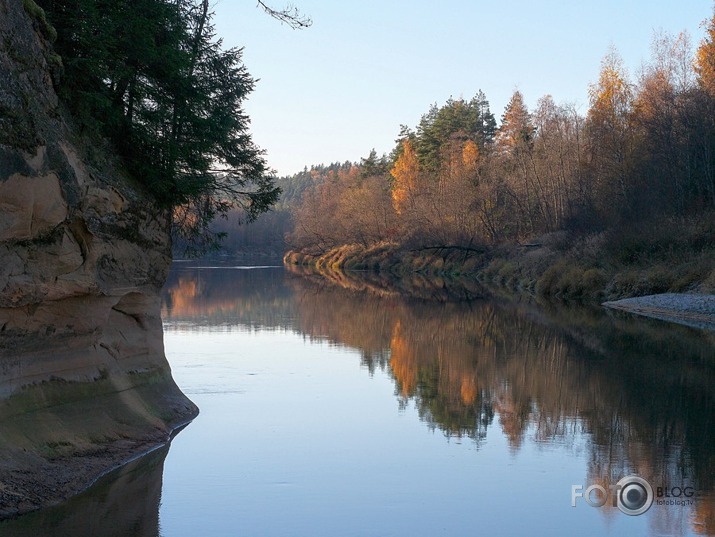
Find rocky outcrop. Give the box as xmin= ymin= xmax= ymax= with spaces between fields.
xmin=0 ymin=0 xmax=197 ymax=518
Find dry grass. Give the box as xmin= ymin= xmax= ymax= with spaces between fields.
xmin=285 ymin=213 xmax=715 ymax=302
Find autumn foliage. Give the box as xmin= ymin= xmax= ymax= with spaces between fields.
xmin=390 ymin=140 xmax=419 ymax=215
xmin=288 ymin=8 xmax=715 ymax=257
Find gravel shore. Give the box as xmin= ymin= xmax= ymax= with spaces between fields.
xmin=603 ymin=293 xmax=715 ymax=331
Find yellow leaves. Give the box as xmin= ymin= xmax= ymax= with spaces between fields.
xmin=390 ymin=139 xmax=419 ymax=215
xmin=462 ymin=139 xmax=479 ymax=173
xmin=587 ymin=49 xmax=633 ymax=127
xmin=695 ymin=10 xmax=715 ymax=97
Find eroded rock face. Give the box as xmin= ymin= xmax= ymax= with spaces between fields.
xmin=0 ymin=0 xmax=176 ymax=401
xmin=0 ymin=0 xmax=197 ymax=518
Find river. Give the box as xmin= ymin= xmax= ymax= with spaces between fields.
xmin=2 ymin=263 xmax=714 ymax=536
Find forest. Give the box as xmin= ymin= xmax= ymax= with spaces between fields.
xmin=234 ymin=13 xmax=715 ymax=298
xmin=284 ymin=26 xmax=715 ymax=248
xmin=31 ymin=0 xmax=715 ymax=293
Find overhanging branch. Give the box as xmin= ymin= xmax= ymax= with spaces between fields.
xmin=256 ymin=1 xmax=312 ymax=29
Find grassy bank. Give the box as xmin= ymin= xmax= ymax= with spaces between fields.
xmin=284 ymin=215 xmax=715 ymax=301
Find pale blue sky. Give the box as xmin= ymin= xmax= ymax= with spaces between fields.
xmin=212 ymin=0 xmax=713 ymax=176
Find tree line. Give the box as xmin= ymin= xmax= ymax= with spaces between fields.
xmin=288 ymin=16 xmax=715 ymax=255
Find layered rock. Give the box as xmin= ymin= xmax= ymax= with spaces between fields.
xmin=0 ymin=0 xmax=197 ymax=518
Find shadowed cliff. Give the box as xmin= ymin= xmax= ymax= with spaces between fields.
xmin=0 ymin=0 xmax=197 ymax=518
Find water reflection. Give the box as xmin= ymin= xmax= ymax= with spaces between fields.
xmin=0 ymin=446 xmax=168 ymax=537
xmin=162 ymin=265 xmax=295 ymax=330
xmin=20 ymin=265 xmax=710 ymax=535
xmin=162 ymin=264 xmax=715 ymax=535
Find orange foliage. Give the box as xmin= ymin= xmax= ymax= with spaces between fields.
xmin=587 ymin=49 xmax=633 ymax=128
xmin=696 ymin=10 xmax=715 ymax=97
xmin=460 ymin=374 xmax=477 ymax=405
xmin=390 ymin=139 xmax=419 ymax=215
xmin=462 ymin=139 xmax=479 ymax=173
xmin=162 ymin=276 xmax=246 ymax=320
xmin=496 ymin=90 xmax=533 ymax=153
xmin=389 ymin=320 xmax=417 ymax=397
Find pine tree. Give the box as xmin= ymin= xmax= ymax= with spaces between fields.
xmin=414 ymin=93 xmax=495 ymax=173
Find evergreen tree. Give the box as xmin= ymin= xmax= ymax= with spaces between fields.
xmin=359 ymin=148 xmax=389 ymax=179
xmin=414 ymin=93 xmax=495 ymax=173
xmin=38 ymin=0 xmax=279 ymax=254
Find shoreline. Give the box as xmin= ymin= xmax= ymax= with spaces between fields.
xmin=284 ymin=248 xmax=715 ymax=332
xmin=284 ymin=233 xmax=715 ymax=303
xmin=603 ymin=293 xmax=715 ymax=332
xmin=70 ymin=414 xmax=196 ymax=503
xmin=0 ymin=417 xmax=196 ymax=521
xmin=0 ymin=383 xmax=198 ymax=520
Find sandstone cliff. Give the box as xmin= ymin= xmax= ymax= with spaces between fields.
xmin=0 ymin=0 xmax=198 ymax=518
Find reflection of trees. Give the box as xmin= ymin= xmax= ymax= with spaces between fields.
xmin=162 ymin=266 xmax=295 ymax=329
xmin=285 ymin=269 xmax=715 ymax=535
xmin=693 ymin=496 xmax=715 ymax=536
xmin=162 ymin=264 xmax=715 ymax=535
xmin=388 ymin=320 xmax=416 ymax=397
xmin=387 ymin=312 xmax=498 ymax=443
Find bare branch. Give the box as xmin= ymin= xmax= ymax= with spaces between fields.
xmin=256 ymin=1 xmax=312 ymax=29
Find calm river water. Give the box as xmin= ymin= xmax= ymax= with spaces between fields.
xmin=4 ymin=263 xmax=714 ymax=536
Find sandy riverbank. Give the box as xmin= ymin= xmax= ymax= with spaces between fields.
xmin=0 ymin=378 xmax=197 ymax=519
xmin=603 ymin=293 xmax=715 ymax=331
